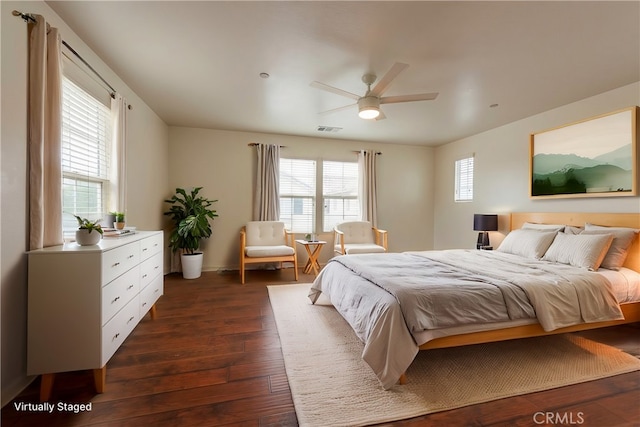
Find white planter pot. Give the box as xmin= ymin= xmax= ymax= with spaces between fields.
xmin=181 ymin=252 xmax=203 ymax=279
xmin=75 ymin=229 xmax=101 ymax=246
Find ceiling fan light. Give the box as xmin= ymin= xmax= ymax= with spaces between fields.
xmin=358 ymin=106 xmax=380 ymax=119
xmin=358 ymin=96 xmax=381 ymax=119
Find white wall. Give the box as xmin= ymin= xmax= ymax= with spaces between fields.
xmin=433 ymin=82 xmax=640 ymax=250
xmin=0 ymin=1 xmax=170 ymax=405
xmin=167 ymin=127 xmax=435 ymax=270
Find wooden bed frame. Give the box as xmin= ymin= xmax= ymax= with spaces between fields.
xmin=418 ymin=212 xmax=640 ymax=352
xmin=396 ymin=213 xmax=640 ymax=384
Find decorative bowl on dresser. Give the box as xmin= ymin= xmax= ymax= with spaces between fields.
xmin=27 ymin=230 xmax=164 ymax=401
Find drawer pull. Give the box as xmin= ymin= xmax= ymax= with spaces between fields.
xmin=154 ymin=266 xmax=159 ymax=270
xmin=142 ymin=274 xmax=148 ymax=279
xmin=154 ymin=289 xmax=159 ymax=293
xmin=127 ymin=284 xmax=134 ymax=290
xmin=127 ymin=316 xmax=135 ymax=324
xmin=113 ymin=333 xmax=120 ymax=341
xmin=127 ymin=254 xmax=134 ymax=259
xmin=142 ymin=248 xmax=148 ymax=252
xmin=142 ymin=302 xmax=147 ymax=307
xmin=113 ymin=262 xmax=120 ymax=267
xmin=112 ymin=296 xmax=120 ymax=303
xmin=153 ymin=243 xmax=158 ymax=247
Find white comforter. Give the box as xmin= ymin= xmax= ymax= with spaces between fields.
xmin=308 ymin=250 xmax=624 ymax=389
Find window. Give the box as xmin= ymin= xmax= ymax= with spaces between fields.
xmin=279 ymin=158 xmax=360 ymax=234
xmin=279 ymin=158 xmax=316 ymax=233
xmin=61 ymin=77 xmax=112 ymax=232
xmin=322 ymin=161 xmax=359 ymax=232
xmin=454 ymin=155 xmax=474 ymax=202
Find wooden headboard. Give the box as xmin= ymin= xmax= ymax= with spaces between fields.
xmin=510 ymin=212 xmax=640 ymax=272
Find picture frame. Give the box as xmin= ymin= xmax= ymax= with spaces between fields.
xmin=530 ymin=106 xmax=638 ymax=199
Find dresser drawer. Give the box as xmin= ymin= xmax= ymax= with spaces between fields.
xmin=140 ymin=233 xmax=163 ymax=261
xmin=102 ymin=266 xmax=140 ymax=325
xmin=102 ymin=242 xmax=140 ymax=285
xmin=102 ymin=295 xmax=139 ymax=364
xmin=140 ymin=252 xmax=163 ymax=289
xmin=140 ymin=274 xmax=163 ymax=317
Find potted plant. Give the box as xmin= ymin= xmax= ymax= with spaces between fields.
xmin=164 ymin=187 xmax=218 ymax=279
xmin=112 ymin=212 xmax=126 ymax=230
xmin=73 ymin=214 xmax=103 ymax=246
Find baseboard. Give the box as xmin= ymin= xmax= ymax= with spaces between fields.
xmin=1 ymin=375 xmax=36 ymax=408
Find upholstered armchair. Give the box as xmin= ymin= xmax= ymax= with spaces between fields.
xmin=333 ymin=221 xmax=388 ymax=255
xmin=240 ymin=221 xmax=298 ymax=284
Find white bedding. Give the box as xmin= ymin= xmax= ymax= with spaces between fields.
xmin=414 ymin=267 xmax=640 ymax=358
xmin=309 ymin=250 xmax=630 ymax=390
xmin=597 ymin=267 xmax=640 ymax=303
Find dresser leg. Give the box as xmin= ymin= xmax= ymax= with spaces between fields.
xmin=93 ymin=366 xmax=106 ymax=393
xmin=40 ymin=373 xmax=55 ymax=401
xmin=150 ymin=304 xmax=157 ymax=320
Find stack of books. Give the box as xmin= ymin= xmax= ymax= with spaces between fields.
xmin=102 ymin=228 xmax=135 ymax=238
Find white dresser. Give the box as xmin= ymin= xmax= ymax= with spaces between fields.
xmin=27 ymin=230 xmax=164 ymax=400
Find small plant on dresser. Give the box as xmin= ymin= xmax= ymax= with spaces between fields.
xmin=73 ymin=214 xmax=103 ymax=245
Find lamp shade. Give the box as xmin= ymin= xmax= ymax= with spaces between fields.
xmin=473 ymin=214 xmax=498 ymax=231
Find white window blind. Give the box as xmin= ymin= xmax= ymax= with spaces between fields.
xmin=61 ymin=77 xmax=112 ymax=231
xmin=322 ymin=161 xmax=360 ymax=232
xmin=279 ymin=158 xmax=316 ymax=233
xmin=454 ymin=155 xmax=474 ymax=202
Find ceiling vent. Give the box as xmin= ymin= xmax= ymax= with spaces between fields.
xmin=316 ymin=126 xmax=342 ymax=133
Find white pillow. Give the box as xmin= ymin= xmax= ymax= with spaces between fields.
xmin=563 ymin=226 xmax=584 ymax=235
xmin=521 ymin=222 xmax=565 ymax=232
xmin=542 ymin=233 xmax=614 ymax=270
xmin=497 ymin=229 xmax=557 ymax=259
xmin=583 ymin=224 xmax=639 ymax=270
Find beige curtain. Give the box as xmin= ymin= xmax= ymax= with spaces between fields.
xmin=109 ymin=93 xmax=127 ymax=214
xmin=358 ymin=150 xmax=378 ymax=227
xmin=253 ymin=144 xmax=280 ymax=221
xmin=28 ymin=15 xmax=63 ymax=250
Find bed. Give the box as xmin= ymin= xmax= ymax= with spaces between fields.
xmin=308 ymin=212 xmax=640 ymax=389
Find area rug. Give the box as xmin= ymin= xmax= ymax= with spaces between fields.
xmin=267 ymin=283 xmax=640 ymax=427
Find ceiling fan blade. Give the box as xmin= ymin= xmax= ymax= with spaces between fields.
xmin=370 ymin=62 xmax=409 ymax=97
xmin=375 ymin=110 xmax=387 ymax=121
xmin=319 ymin=103 xmax=356 ymax=115
xmin=380 ymin=92 xmax=439 ymax=104
xmin=310 ymin=81 xmax=361 ymax=100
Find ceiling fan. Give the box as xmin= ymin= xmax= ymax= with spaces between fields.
xmin=310 ymin=62 xmax=438 ymax=120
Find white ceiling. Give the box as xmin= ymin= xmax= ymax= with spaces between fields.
xmin=46 ymin=1 xmax=640 ymax=146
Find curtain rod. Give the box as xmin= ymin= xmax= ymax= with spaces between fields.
xmin=248 ymin=143 xmax=286 ymax=148
xmin=13 ymin=10 xmax=117 ymax=100
xmin=353 ymin=150 xmax=382 ymax=155
xmin=247 ymin=143 xmax=379 ymax=155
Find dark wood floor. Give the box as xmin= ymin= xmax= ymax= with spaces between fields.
xmin=2 ymin=269 xmax=639 ymax=427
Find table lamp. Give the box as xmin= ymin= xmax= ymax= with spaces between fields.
xmin=473 ymin=214 xmax=498 ymax=249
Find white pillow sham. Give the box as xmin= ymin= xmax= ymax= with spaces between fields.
xmin=497 ymin=229 xmax=557 ymax=259
xmin=583 ymin=224 xmax=639 ymax=270
xmin=542 ymin=232 xmax=614 ymax=270
xmin=521 ymin=222 xmax=565 ymax=232
xmin=563 ymin=225 xmax=584 ymax=235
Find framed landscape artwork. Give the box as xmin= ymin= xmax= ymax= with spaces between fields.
xmin=530 ymin=106 xmax=638 ymax=199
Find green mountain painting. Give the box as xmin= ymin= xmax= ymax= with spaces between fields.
xmin=532 ymin=144 xmax=633 ymax=196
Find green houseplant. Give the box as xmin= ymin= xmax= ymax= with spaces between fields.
xmin=111 ymin=211 xmax=126 ymax=229
xmin=73 ymin=214 xmax=103 ymax=245
xmin=164 ymin=187 xmax=218 ymax=279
